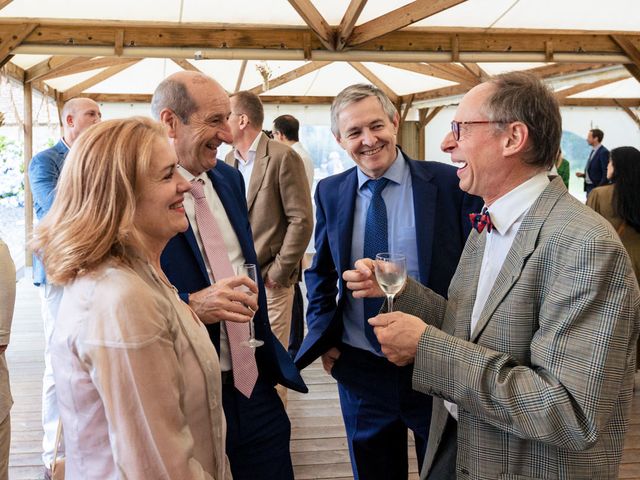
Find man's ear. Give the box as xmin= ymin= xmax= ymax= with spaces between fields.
xmin=159 ymin=108 xmax=179 ymax=139
xmin=503 ymin=121 xmax=529 ymax=157
xmin=392 ymin=112 xmax=400 ymax=135
xmin=65 ymin=114 xmax=74 ymax=128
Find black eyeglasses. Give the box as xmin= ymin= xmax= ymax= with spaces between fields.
xmin=450 ymin=120 xmax=506 ymax=141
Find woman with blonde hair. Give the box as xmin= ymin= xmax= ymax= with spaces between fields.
xmin=32 ymin=116 xmax=256 ymax=479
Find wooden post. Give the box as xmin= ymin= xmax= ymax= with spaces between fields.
xmin=23 ymin=81 xmax=33 ymax=267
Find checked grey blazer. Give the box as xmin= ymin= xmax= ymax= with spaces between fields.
xmin=394 ymin=177 xmax=640 ymax=480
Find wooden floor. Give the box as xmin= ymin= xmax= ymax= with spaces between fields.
xmin=5 ymin=278 xmax=639 ymax=479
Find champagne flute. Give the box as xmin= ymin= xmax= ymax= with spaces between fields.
xmin=374 ymin=253 xmax=407 ymax=313
xmin=236 ymin=263 xmax=264 ymax=348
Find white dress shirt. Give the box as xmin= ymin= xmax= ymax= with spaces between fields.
xmin=291 ymin=141 xmax=314 ymax=192
xmin=179 ymin=165 xmax=247 ymax=371
xmin=446 ymin=172 xmax=550 ymax=420
xmin=235 ymin=134 xmax=261 ymax=197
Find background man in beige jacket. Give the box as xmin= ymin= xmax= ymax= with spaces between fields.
xmin=226 ymin=91 xmax=313 ymax=404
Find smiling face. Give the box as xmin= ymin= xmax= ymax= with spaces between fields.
xmin=170 ymin=78 xmax=233 ymax=176
xmin=134 ymin=137 xmax=191 ymax=253
xmin=441 ymin=83 xmax=518 ymax=205
xmin=334 ymin=96 xmax=399 ymax=179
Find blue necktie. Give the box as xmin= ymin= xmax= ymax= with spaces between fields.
xmin=362 ymin=177 xmax=390 ymax=352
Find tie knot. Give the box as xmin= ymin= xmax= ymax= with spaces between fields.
xmin=190 ymin=179 xmax=206 ymax=199
xmin=366 ymin=177 xmax=389 ymax=196
xmin=469 ymin=207 xmax=493 ymax=233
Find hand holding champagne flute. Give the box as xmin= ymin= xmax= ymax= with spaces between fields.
xmin=236 ymin=263 xmax=264 ymax=348
xmin=374 ymin=253 xmax=407 ymax=313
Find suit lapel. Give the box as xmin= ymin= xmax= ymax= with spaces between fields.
xmin=245 ymin=133 xmax=270 ymax=212
xmin=337 ymin=169 xmax=358 ymax=274
xmin=455 ymin=231 xmax=485 ymax=340
xmin=207 ymin=169 xmax=254 ymax=258
xmin=470 ymin=177 xmax=566 ymax=342
xmin=183 ymin=223 xmax=210 ymax=283
xmin=407 ymin=159 xmax=437 ymax=285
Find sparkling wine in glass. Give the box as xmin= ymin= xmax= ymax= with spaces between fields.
xmin=236 ymin=263 xmax=264 ymax=348
xmin=374 ymin=253 xmax=407 ymax=313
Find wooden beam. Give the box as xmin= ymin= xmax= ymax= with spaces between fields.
xmin=401 ymin=94 xmax=414 ymax=124
xmin=25 ymin=56 xmax=90 ymax=83
xmin=23 ymin=80 xmax=33 ymax=267
xmin=347 ymin=0 xmax=467 ymax=47
xmin=234 ymin=59 xmax=248 ymax=93
xmin=623 ymin=63 xmax=640 ymax=83
xmin=525 ymin=63 xmax=616 ymax=80
xmin=382 ymin=61 xmax=471 ymax=85
xmin=430 ymin=63 xmax=479 ymax=85
xmin=611 ymin=35 xmax=640 ymax=82
xmin=248 ymin=60 xmax=330 ymax=94
xmin=83 ymin=93 xmax=335 ymax=105
xmin=336 ymin=0 xmax=368 ymax=50
xmin=0 ymin=0 xmax=13 ymax=11
xmin=613 ymin=99 xmax=640 ymax=128
xmin=555 ymin=75 xmax=630 ymax=100
xmin=33 ymin=56 xmax=138 ymax=82
xmin=0 ymin=53 xmax=12 ymax=68
xmin=461 ymin=62 xmax=489 ymax=82
xmin=0 ymin=22 xmax=37 ymax=64
xmin=287 ymin=0 xmax=335 ymax=51
xmin=171 ymin=58 xmax=200 ymax=72
xmin=114 ymin=29 xmax=124 ymax=56
xmin=2 ymin=20 xmax=640 ymax=61
xmin=423 ymin=106 xmax=444 ymax=126
xmin=349 ymin=62 xmax=399 ymax=104
xmin=62 ymin=59 xmax=141 ymax=101
xmin=559 ymin=98 xmax=640 ymax=107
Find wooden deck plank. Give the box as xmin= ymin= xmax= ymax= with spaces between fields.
xmin=6 ymin=278 xmax=640 ymax=479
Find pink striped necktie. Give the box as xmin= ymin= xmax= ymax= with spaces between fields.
xmin=190 ymin=178 xmax=258 ymax=398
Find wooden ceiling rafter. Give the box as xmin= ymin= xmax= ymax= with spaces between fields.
xmin=461 ymin=62 xmax=489 ymax=82
xmin=234 ymin=59 xmax=248 ymax=93
xmin=613 ymin=99 xmax=640 ymax=128
xmin=0 ymin=22 xmax=37 ymax=64
xmin=381 ymin=61 xmax=473 ymax=85
xmin=554 ymin=74 xmax=630 ymax=100
xmin=348 ymin=61 xmax=399 ymax=104
xmin=0 ymin=1 xmax=13 ymax=12
xmin=29 ymin=56 xmax=142 ymax=83
xmin=171 ymin=58 xmax=201 ymax=72
xmin=61 ymin=59 xmax=141 ymax=101
xmin=248 ymin=60 xmax=331 ymax=94
xmin=25 ymin=56 xmax=89 ymax=83
xmin=346 ymin=0 xmax=468 ymax=48
xmin=287 ymin=0 xmax=335 ymax=51
xmin=336 ymin=0 xmax=368 ymax=51
xmin=611 ymin=35 xmax=640 ymax=82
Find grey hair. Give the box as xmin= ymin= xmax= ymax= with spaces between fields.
xmin=330 ymin=84 xmax=397 ymax=137
xmin=151 ymin=77 xmax=198 ymax=123
xmin=484 ymin=71 xmax=562 ymax=170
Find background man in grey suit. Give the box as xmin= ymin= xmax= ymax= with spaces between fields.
xmin=28 ymin=97 xmax=101 ymax=479
xmin=345 ymin=72 xmax=640 ymax=479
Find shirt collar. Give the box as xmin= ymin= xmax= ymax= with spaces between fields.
xmin=357 ymin=148 xmax=404 ymax=190
xmin=485 ymin=172 xmax=549 ymax=235
xmin=61 ymin=137 xmax=71 ymax=150
xmin=234 ymin=132 xmax=261 ymax=164
xmin=177 ymin=164 xmax=208 ymax=184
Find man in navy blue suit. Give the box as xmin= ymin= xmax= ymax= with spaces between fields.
xmin=152 ymin=71 xmax=307 ymax=480
xmin=295 ymin=84 xmax=481 ymax=480
xmin=575 ymin=128 xmax=609 ymax=196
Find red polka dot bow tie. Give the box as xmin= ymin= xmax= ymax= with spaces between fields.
xmin=469 ymin=208 xmax=493 ymax=233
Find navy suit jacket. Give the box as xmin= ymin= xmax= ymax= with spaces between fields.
xmin=295 ymin=155 xmax=483 ymax=369
xmin=28 ymin=139 xmax=69 ymax=285
xmin=585 ymin=145 xmax=610 ymax=192
xmin=161 ymin=161 xmax=307 ymax=393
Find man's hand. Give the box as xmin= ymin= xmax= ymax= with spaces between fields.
xmin=189 ymin=276 xmax=258 ymax=324
xmin=575 ymin=171 xmax=585 ymax=178
xmin=369 ymin=312 xmax=427 ymax=366
xmin=264 ymin=275 xmax=282 ymax=289
xmin=321 ymin=347 xmax=341 ymax=374
xmin=343 ymin=258 xmax=386 ymax=298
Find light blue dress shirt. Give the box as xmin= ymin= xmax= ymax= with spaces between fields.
xmin=342 ymin=149 xmax=419 ymax=355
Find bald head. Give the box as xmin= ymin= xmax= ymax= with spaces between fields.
xmin=62 ymin=97 xmax=101 ymax=146
xmin=151 ymin=71 xmax=224 ymax=123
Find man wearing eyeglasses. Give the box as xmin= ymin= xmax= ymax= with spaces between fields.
xmin=345 ymin=72 xmax=640 ymax=479
xmin=295 ymin=83 xmax=481 ymax=480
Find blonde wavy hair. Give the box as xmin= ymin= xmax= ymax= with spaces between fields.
xmin=31 ymin=116 xmax=167 ymax=285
